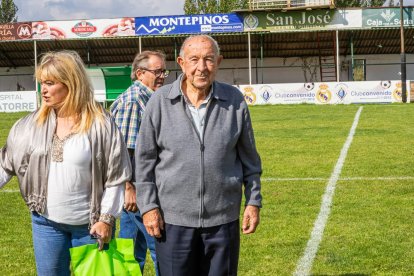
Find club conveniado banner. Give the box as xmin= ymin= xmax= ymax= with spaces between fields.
xmin=238 ymin=80 xmax=406 ymax=105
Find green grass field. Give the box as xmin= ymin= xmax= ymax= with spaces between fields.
xmin=1 ymin=104 xmax=414 ymax=275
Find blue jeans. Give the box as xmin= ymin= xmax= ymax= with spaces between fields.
xmin=31 ymin=212 xmax=97 ymax=276
xmin=119 ymin=209 xmax=159 ymax=276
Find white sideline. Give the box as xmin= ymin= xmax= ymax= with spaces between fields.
xmin=294 ymin=106 xmax=363 ymax=276
xmin=341 ymin=176 xmax=414 ymax=181
xmin=262 ymin=176 xmax=414 ymax=182
xmin=0 ymin=190 xmax=19 ymax=193
xmin=2 ymin=176 xmax=414 ymax=194
xmin=1 ymin=176 xmax=413 ymax=194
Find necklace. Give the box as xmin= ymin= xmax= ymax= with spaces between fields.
xmin=51 ymin=133 xmax=76 ymax=162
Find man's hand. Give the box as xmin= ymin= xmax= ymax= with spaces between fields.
xmin=124 ymin=181 xmax=138 ymax=212
xmin=142 ymin=208 xmax=164 ymax=238
xmin=90 ymin=221 xmax=112 ymax=250
xmin=242 ymin=205 xmax=260 ymax=234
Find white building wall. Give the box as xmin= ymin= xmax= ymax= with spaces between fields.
xmin=352 ymin=54 xmax=414 ymax=81
xmin=0 ymin=67 xmax=36 ymax=92
xmin=217 ymin=54 xmax=414 ymax=84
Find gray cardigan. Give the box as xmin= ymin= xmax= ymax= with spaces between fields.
xmin=135 ymin=76 xmax=262 ymax=228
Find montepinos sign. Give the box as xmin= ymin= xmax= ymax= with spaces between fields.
xmin=134 ymin=13 xmax=243 ymax=35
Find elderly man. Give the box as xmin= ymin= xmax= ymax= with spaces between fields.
xmin=110 ymin=50 xmax=169 ymax=276
xmin=135 ymin=35 xmax=262 ymax=275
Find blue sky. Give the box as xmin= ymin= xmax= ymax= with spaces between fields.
xmin=14 ymin=0 xmax=185 ymax=22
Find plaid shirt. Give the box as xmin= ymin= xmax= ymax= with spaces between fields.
xmin=110 ymin=81 xmax=154 ymax=149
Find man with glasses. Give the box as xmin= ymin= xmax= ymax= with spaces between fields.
xmin=110 ymin=50 xmax=168 ymax=276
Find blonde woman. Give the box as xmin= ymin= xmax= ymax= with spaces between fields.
xmin=0 ymin=50 xmax=131 ymax=276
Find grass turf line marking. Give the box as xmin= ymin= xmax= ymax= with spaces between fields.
xmin=262 ymin=176 xmax=414 ymax=182
xmin=341 ymin=176 xmax=414 ymax=181
xmin=263 ymin=177 xmax=326 ymax=181
xmin=0 ymin=190 xmax=19 ymax=193
xmin=2 ymin=176 xmax=413 ymax=194
xmin=294 ymin=106 xmax=363 ymax=276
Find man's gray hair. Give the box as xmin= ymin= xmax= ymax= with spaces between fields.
xmin=179 ymin=35 xmax=220 ymax=58
xmin=131 ymin=50 xmax=166 ymax=80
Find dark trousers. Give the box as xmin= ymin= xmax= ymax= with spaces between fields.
xmin=155 ymin=220 xmax=240 ymax=276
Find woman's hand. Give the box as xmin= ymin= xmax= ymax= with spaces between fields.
xmin=90 ymin=221 xmax=112 ymax=250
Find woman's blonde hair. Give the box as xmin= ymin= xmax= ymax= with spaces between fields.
xmin=35 ymin=50 xmax=103 ymax=132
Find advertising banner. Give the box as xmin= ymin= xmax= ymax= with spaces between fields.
xmin=362 ymin=7 xmax=414 ymax=28
xmin=0 ymin=22 xmax=32 ymax=41
xmin=31 ymin=18 xmax=135 ymax=40
xmin=0 ymin=91 xmax=37 ymax=112
xmin=238 ymin=80 xmax=404 ymax=105
xmin=135 ymin=13 xmax=243 ymax=36
xmin=243 ymin=9 xmax=361 ymax=32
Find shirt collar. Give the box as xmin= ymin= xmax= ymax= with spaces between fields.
xmin=133 ymin=80 xmax=154 ymax=97
xmin=166 ymin=73 xmax=228 ymax=102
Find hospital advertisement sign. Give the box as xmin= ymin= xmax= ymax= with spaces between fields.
xmin=0 ymin=91 xmax=37 ymax=112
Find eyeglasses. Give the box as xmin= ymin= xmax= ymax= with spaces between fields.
xmin=139 ymin=67 xmax=170 ymax=78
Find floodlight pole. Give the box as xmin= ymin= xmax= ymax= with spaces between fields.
xmin=34 ymin=40 xmax=37 ymax=88
xmin=248 ymin=32 xmax=252 ymax=85
xmin=34 ymin=40 xmax=39 ymax=108
xmin=400 ymin=0 xmax=407 ymax=103
xmin=336 ymin=29 xmax=339 ymax=82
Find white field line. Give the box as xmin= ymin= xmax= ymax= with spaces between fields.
xmin=341 ymin=176 xmax=414 ymax=181
xmin=294 ymin=106 xmax=363 ymax=276
xmin=0 ymin=189 xmax=19 ymax=193
xmin=2 ymin=176 xmax=412 ymax=194
xmin=262 ymin=176 xmax=414 ymax=182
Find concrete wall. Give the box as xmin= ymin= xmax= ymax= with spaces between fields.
xmin=0 ymin=67 xmax=36 ymax=92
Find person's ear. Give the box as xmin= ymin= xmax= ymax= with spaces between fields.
xmin=216 ymin=55 xmax=223 ymax=66
xmin=177 ymin=56 xmax=185 ymax=72
xmin=135 ymin=69 xmax=144 ymax=81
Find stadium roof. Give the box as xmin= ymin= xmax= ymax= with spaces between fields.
xmin=0 ymin=28 xmax=412 ymax=68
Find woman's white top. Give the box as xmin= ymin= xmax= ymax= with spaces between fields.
xmin=0 ymin=133 xmax=124 ymax=225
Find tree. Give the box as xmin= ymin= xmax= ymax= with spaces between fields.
xmin=184 ymin=0 xmax=198 ymax=14
xmin=335 ymin=0 xmax=385 ymax=7
xmin=184 ymin=0 xmax=248 ymax=14
xmin=0 ymin=0 xmax=18 ymax=23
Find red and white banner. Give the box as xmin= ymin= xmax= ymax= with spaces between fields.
xmin=31 ymin=18 xmax=135 ymax=40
